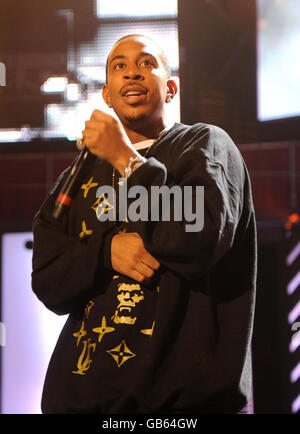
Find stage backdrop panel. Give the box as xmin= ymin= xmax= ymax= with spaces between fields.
xmin=1 ymin=232 xmax=66 ymax=414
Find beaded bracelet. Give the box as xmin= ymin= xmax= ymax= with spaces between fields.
xmin=124 ymin=155 xmax=146 ymax=179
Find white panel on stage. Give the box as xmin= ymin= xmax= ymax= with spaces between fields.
xmin=1 ymin=232 xmax=66 ymax=414
xmin=257 ymin=0 xmax=300 ymax=121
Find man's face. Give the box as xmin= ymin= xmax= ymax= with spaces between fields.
xmin=103 ymin=37 xmax=173 ymax=130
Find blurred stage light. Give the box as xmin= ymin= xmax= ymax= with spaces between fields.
xmin=96 ymin=0 xmax=178 ymax=18
xmin=292 ymin=394 xmax=300 ymax=413
xmin=290 ymin=361 xmax=300 ymax=383
xmin=66 ymin=82 xmax=80 ymax=102
xmin=257 ymin=0 xmax=300 ymax=121
xmin=288 ymin=300 xmax=300 ymax=325
xmin=285 ymin=227 xmax=300 ymax=413
xmin=290 ymin=330 xmax=300 ymax=353
xmin=41 ymin=76 xmax=68 ymax=93
xmin=0 ymin=3 xmax=179 ymax=143
xmin=0 ymin=129 xmax=22 ymax=142
xmin=287 ymin=270 xmax=300 ymax=296
xmin=287 ymin=240 xmax=300 ymax=266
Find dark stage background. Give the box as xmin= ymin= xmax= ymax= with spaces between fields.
xmin=0 ymin=0 xmax=299 ymax=414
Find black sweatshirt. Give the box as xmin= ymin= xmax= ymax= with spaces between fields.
xmin=31 ymin=122 xmax=257 ymax=414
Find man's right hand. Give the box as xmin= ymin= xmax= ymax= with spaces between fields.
xmin=111 ymin=232 xmax=160 ymax=283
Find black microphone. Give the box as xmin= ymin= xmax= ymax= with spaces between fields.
xmin=52 ymin=143 xmax=96 ymax=220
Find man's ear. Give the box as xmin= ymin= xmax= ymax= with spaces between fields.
xmin=165 ymin=79 xmax=178 ymax=103
xmin=102 ymin=84 xmax=111 ymax=107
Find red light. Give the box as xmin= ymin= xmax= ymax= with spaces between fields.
xmin=285 ymin=213 xmax=300 ymax=231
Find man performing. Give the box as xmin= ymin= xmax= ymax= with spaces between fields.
xmin=31 ymin=34 xmax=257 ymax=414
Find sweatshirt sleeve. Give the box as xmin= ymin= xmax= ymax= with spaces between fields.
xmin=125 ymin=125 xmax=247 ymax=282
xmin=31 ymin=168 xmax=116 ymax=316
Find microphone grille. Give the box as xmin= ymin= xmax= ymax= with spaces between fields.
xmin=76 ymin=138 xmax=85 ymax=150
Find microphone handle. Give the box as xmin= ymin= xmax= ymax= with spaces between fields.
xmin=52 ymin=148 xmax=96 ymax=220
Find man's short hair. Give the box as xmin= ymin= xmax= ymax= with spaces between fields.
xmin=105 ymin=34 xmax=171 ymax=82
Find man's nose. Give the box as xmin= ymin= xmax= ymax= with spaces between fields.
xmin=123 ymin=68 xmax=143 ymax=81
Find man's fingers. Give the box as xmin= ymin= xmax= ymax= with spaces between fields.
xmin=84 ymin=119 xmax=99 ymax=130
xmin=128 ymin=268 xmax=147 ymax=284
xmin=110 ymin=231 xmax=160 ymax=282
xmin=131 ymin=232 xmax=141 ymax=238
xmin=134 ymin=261 xmax=155 ymax=280
xmin=141 ymin=251 xmax=160 ymax=271
xmin=90 ymin=109 xmax=103 ymax=121
xmin=130 ymin=232 xmax=160 ymax=270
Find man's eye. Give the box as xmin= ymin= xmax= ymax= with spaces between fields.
xmin=141 ymin=60 xmax=153 ymax=67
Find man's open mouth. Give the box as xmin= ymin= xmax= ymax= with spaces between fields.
xmin=124 ymin=91 xmax=145 ymax=97
xmin=121 ymin=85 xmax=147 ymax=96
xmin=121 ymin=85 xmax=147 ymax=103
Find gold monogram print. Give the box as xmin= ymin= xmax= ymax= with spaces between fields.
xmin=73 ymin=321 xmax=87 ymax=347
xmin=107 ymin=340 xmax=136 ymax=368
xmin=111 ymin=283 xmax=144 ymax=325
xmin=79 ymin=220 xmax=93 ymax=239
xmin=72 ymin=339 xmax=96 ymax=375
xmin=81 ymin=177 xmax=98 ymax=198
xmin=85 ymin=300 xmax=95 ymax=318
xmin=91 ymin=194 xmax=114 ymax=219
xmin=71 ymin=199 xmax=156 ymax=376
xmin=93 ymin=316 xmax=115 ymax=343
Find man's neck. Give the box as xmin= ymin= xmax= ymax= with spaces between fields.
xmin=123 ymin=118 xmax=168 ymax=145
